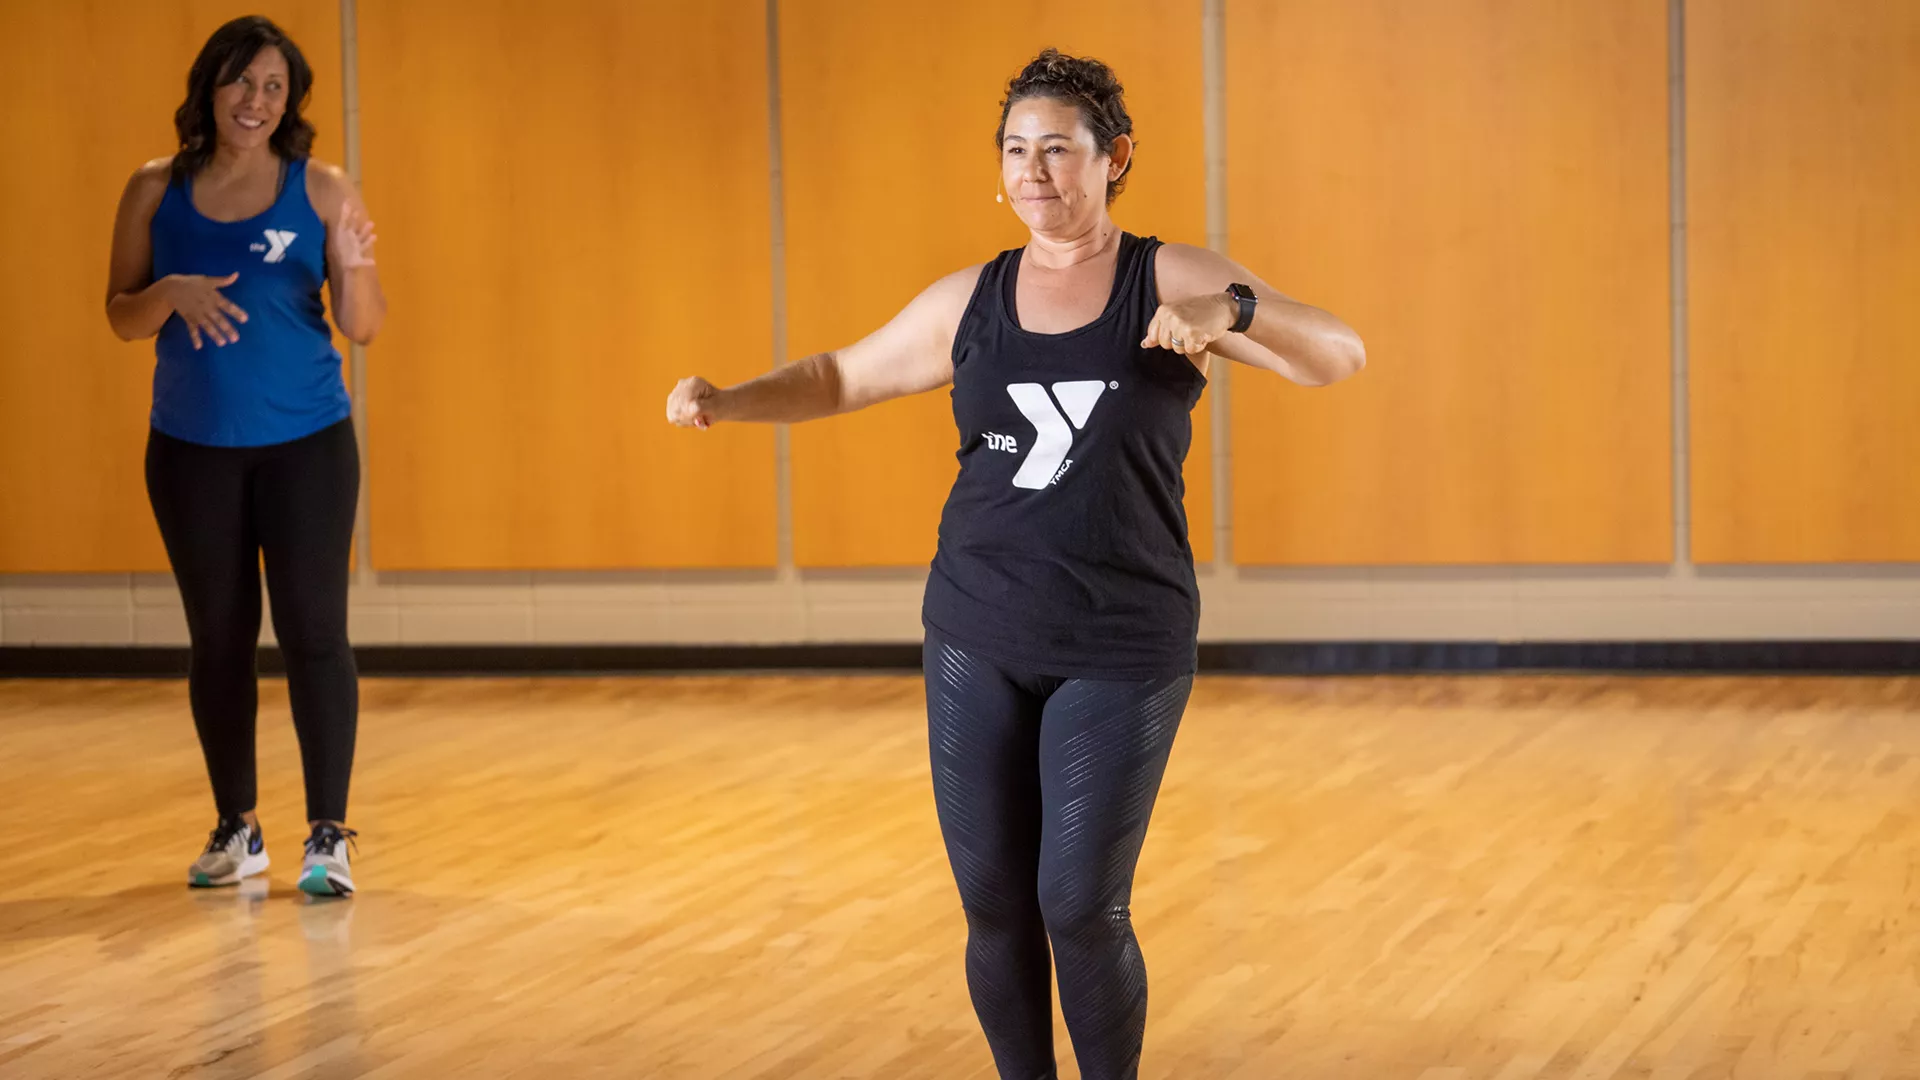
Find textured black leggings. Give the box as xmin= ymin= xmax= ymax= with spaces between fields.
xmin=924 ymin=632 xmax=1190 ymax=1080
xmin=146 ymin=419 xmax=359 ymax=824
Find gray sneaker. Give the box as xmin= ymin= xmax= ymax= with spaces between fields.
xmin=189 ymin=817 xmax=268 ymax=887
xmin=299 ymin=823 xmax=358 ymax=897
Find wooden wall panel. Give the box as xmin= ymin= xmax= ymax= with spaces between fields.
xmin=1226 ymin=0 xmax=1672 ymax=565
xmin=360 ymin=0 xmax=777 ymax=569
xmin=1688 ymin=0 xmax=1920 ymax=563
xmin=780 ymin=0 xmax=1212 ymax=567
xmin=0 ymin=2 xmax=342 ymax=572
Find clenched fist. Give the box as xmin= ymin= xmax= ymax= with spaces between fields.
xmin=1141 ymin=293 xmax=1236 ymax=356
xmin=666 ymin=376 xmax=719 ymax=429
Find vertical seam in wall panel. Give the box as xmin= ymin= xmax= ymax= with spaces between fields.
xmin=1667 ymin=0 xmax=1694 ymax=878
xmin=1670 ymin=0 xmax=1691 ymax=569
xmin=768 ymin=0 xmax=795 ymax=580
xmin=1203 ymin=0 xmax=1233 ymax=573
xmin=341 ymin=0 xmax=372 ymax=581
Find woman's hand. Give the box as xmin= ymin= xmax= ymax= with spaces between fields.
xmin=329 ymin=202 xmax=377 ymax=271
xmin=666 ymin=376 xmax=720 ymax=429
xmin=166 ymin=273 xmax=248 ymax=350
xmin=1141 ymin=293 xmax=1235 ymax=356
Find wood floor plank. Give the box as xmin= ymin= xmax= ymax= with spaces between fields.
xmin=1 ymin=675 xmax=1917 ymax=1077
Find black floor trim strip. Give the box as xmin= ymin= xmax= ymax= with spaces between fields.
xmin=4 ymin=641 xmax=1915 ymax=678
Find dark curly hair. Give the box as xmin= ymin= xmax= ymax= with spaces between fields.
xmin=171 ymin=16 xmax=316 ymax=180
xmin=995 ymin=48 xmax=1135 ymax=204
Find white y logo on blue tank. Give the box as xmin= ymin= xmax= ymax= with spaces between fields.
xmin=1001 ymin=380 xmax=1107 ymax=489
xmin=261 ymin=230 xmax=298 ymax=263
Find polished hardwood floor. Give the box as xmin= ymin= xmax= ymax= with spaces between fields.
xmin=2 ymin=674 xmax=1918 ymax=1078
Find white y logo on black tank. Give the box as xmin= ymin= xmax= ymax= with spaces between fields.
xmin=996 ymin=380 xmax=1107 ymax=489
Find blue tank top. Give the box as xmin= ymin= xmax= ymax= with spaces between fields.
xmin=149 ymin=157 xmax=349 ymax=447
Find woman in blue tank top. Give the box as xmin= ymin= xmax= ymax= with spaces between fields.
xmin=104 ymin=16 xmax=385 ymax=898
xmin=665 ymin=50 xmax=1364 ymax=1080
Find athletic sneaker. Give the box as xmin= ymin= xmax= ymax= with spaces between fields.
xmin=188 ymin=816 xmax=268 ymax=888
xmin=299 ymin=823 xmax=359 ymax=897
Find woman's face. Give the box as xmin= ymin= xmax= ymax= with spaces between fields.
xmin=211 ymin=46 xmax=290 ymax=152
xmin=999 ymin=96 xmax=1130 ymax=235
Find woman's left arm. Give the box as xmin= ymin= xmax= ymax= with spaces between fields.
xmin=1146 ymin=243 xmax=1364 ymax=387
xmin=309 ymin=161 xmax=386 ymax=345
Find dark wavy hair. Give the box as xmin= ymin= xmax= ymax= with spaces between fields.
xmin=994 ymin=48 xmax=1135 ymax=203
xmin=171 ymin=16 xmax=315 ymax=179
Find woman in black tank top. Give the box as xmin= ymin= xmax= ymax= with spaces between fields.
xmin=667 ymin=49 xmax=1363 ymax=1080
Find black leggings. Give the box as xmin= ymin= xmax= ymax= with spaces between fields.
xmin=146 ymin=419 xmax=359 ymax=825
xmin=924 ymin=632 xmax=1191 ymax=1080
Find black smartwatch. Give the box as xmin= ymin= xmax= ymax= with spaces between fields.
xmin=1225 ymin=283 xmax=1258 ymax=334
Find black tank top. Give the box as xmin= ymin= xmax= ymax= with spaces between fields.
xmin=923 ymin=232 xmax=1206 ymax=679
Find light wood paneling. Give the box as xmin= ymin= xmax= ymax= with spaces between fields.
xmin=780 ymin=0 xmax=1212 ymax=566
xmin=359 ymin=0 xmax=777 ymax=569
xmin=1226 ymin=1 xmax=1672 ymax=565
xmin=0 ymin=2 xmax=342 ymax=572
xmin=1688 ymin=0 xmax=1920 ymax=563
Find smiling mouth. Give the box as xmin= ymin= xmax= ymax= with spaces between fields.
xmin=233 ymin=115 xmax=267 ymax=131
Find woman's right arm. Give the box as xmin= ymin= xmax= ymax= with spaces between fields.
xmin=105 ymin=159 xmax=247 ymax=348
xmin=666 ymin=265 xmax=982 ymax=428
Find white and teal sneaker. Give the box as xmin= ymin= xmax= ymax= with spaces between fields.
xmin=189 ymin=817 xmax=268 ymax=888
xmin=298 ymin=823 xmax=358 ymax=897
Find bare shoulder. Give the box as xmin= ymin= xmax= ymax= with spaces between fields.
xmin=306 ymin=158 xmax=351 ymax=187
xmin=111 ymin=158 xmax=175 ymax=235
xmin=888 ymin=262 xmax=989 ymax=343
xmin=123 ymin=156 xmax=175 ymax=200
xmin=836 ymin=262 xmax=991 ymax=368
xmin=919 ymin=263 xmax=988 ymax=314
xmin=302 ymin=158 xmax=359 ymax=219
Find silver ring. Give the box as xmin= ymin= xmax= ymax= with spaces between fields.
xmin=1170 ymin=337 xmax=1184 ymax=347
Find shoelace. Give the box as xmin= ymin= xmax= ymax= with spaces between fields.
xmin=205 ymin=816 xmax=248 ymax=854
xmin=304 ymin=825 xmax=360 ymax=859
